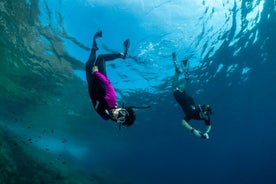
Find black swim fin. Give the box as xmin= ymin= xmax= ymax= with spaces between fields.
xmin=172 ymin=52 xmax=176 ymax=61
xmin=124 ymin=39 xmax=130 ymax=50
xmin=94 ymin=30 xmax=102 ymax=39
xmin=92 ymin=30 xmax=102 ymax=50
xmin=122 ymin=39 xmax=130 ymax=59
xmin=182 ymin=59 xmax=188 ymax=67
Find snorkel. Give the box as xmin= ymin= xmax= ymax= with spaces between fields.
xmin=117 ymin=104 xmax=151 ymax=130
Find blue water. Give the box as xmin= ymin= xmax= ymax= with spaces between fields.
xmin=0 ymin=0 xmax=276 ymax=183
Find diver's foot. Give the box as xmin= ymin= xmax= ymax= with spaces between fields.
xmin=94 ymin=30 xmax=102 ymax=39
xmin=122 ymin=39 xmax=130 ymax=59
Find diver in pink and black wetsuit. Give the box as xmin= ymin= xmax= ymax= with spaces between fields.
xmin=85 ymin=31 xmax=136 ymax=128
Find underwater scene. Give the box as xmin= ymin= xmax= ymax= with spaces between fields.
xmin=0 ymin=0 xmax=275 ymax=183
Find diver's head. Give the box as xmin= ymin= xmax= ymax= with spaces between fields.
xmin=202 ymin=104 xmax=212 ymax=115
xmin=121 ymin=107 xmax=136 ymax=126
xmin=112 ymin=107 xmax=136 ymax=127
xmin=198 ymin=104 xmax=212 ymax=119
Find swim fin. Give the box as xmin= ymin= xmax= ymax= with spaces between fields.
xmin=122 ymin=39 xmax=130 ymax=59
xmin=182 ymin=59 xmax=188 ymax=67
xmin=92 ymin=30 xmax=102 ymax=50
xmin=172 ymin=52 xmax=176 ymax=61
xmin=94 ymin=30 xmax=102 ymax=39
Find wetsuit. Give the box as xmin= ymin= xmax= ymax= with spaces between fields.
xmin=173 ymin=89 xmax=210 ymax=125
xmin=85 ymin=47 xmax=122 ymax=120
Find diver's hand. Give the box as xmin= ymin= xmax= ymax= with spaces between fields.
xmin=200 ymin=132 xmax=209 ymax=139
xmin=92 ymin=66 xmax=98 ymax=73
xmin=191 ymin=129 xmax=209 ymax=139
xmin=191 ymin=129 xmax=201 ymax=137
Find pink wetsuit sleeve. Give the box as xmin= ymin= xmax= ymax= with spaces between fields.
xmin=94 ymin=71 xmax=117 ymax=108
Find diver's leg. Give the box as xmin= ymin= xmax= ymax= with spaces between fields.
xmin=95 ymin=53 xmax=123 ymax=76
xmin=94 ymin=38 xmax=129 ymax=76
xmin=85 ymin=48 xmax=97 ymax=84
xmin=182 ymin=59 xmax=190 ymax=81
xmin=85 ymin=31 xmax=102 ymax=84
xmin=172 ymin=52 xmax=190 ymax=91
xmin=182 ymin=59 xmax=189 ymax=90
xmin=172 ymin=52 xmax=181 ymax=91
xmin=173 ymin=71 xmax=180 ymax=91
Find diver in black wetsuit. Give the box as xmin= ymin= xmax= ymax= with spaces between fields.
xmin=172 ymin=52 xmax=212 ymax=139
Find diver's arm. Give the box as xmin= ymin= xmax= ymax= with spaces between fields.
xmin=172 ymin=52 xmax=180 ymax=91
xmin=202 ymin=118 xmax=211 ymax=138
xmin=201 ymin=125 xmax=211 ymax=139
xmin=182 ymin=120 xmax=209 ymax=139
xmin=182 ymin=120 xmax=202 ymax=138
xmin=205 ymin=125 xmax=211 ymax=134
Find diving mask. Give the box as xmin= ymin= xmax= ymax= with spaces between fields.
xmin=117 ymin=108 xmax=129 ymax=124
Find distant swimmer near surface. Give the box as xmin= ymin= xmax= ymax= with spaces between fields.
xmin=171 ymin=52 xmax=212 ymax=139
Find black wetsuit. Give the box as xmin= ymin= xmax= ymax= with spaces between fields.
xmin=173 ymin=89 xmax=210 ymax=125
xmin=85 ymin=47 xmax=122 ymax=120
